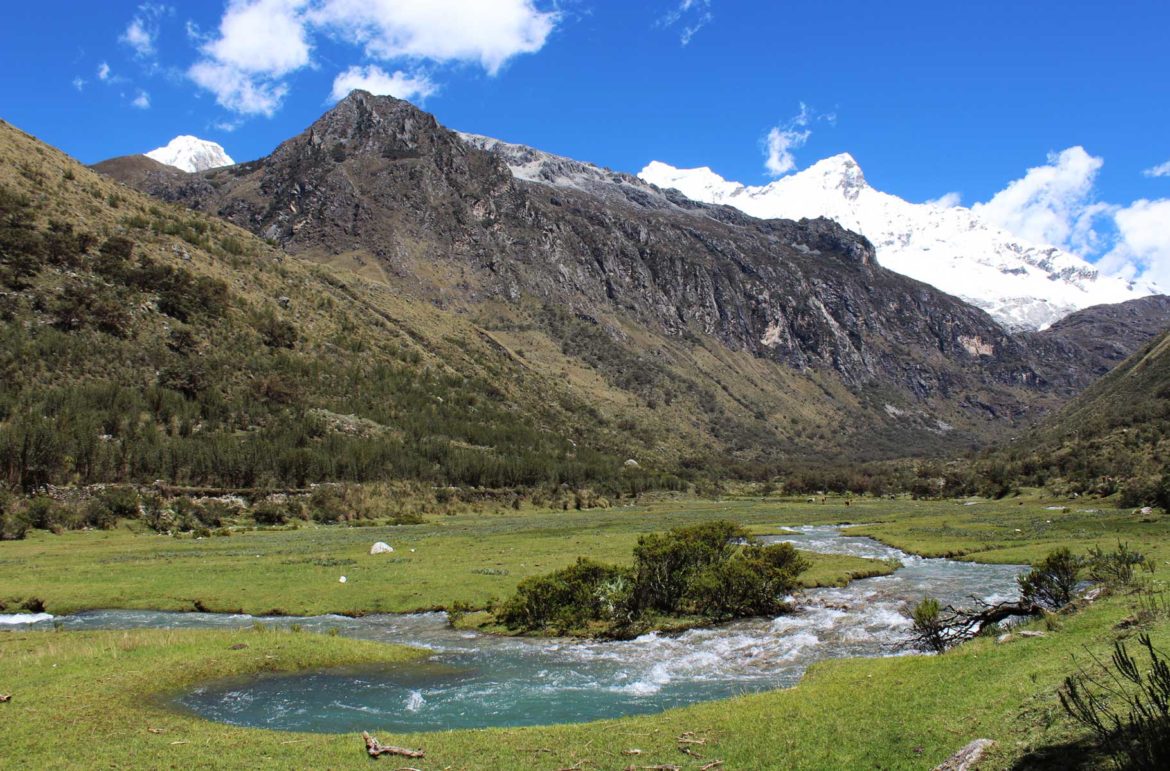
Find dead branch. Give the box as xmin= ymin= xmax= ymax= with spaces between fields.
xmin=907 ymin=597 xmax=1045 ymax=652
xmin=361 ymin=731 xmax=425 ymax=760
xmin=700 ymin=762 xmax=725 ymax=771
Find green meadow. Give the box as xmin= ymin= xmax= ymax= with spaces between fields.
xmin=2 ymin=494 xmax=1168 ymax=769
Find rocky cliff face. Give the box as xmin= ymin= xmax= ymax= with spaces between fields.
xmin=93 ymin=92 xmax=1170 ymax=455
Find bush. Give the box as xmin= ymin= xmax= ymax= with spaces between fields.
xmin=0 ymin=494 xmax=31 ymax=540
xmin=908 ymin=597 xmax=948 ymax=653
xmin=498 ymin=558 xmax=632 ymax=633
xmin=686 ymin=542 xmax=806 ymax=620
xmin=1086 ymin=542 xmax=1149 ymax=589
xmin=632 ymin=520 xmax=748 ymax=614
xmin=86 ymin=486 xmax=140 ymax=529
xmin=1060 ymin=633 xmax=1170 ymax=770
xmin=1019 ymin=547 xmax=1082 ymax=610
xmin=252 ymin=499 xmax=302 ymax=526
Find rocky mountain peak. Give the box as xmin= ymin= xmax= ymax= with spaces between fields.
xmin=799 ymin=152 xmax=867 ymax=200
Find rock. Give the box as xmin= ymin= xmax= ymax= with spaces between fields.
xmin=370 ymin=541 xmax=394 ymax=555
xmin=933 ymin=739 xmax=996 ymax=771
xmin=623 ymin=458 xmax=640 ymax=468
xmin=1018 ymin=630 xmax=1046 ymax=638
xmin=339 ymin=576 xmax=347 ymax=584
xmin=996 ymin=633 xmax=1012 ymax=644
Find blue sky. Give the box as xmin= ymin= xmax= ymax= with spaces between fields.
xmin=4 ymin=1 xmax=1169 ymax=283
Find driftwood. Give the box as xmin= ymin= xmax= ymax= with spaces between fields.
xmin=361 ymin=731 xmax=424 ymax=760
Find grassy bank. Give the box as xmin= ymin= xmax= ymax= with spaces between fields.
xmin=4 ymin=494 xmax=1169 ymax=768
xmin=1 ymin=591 xmax=1165 ymax=769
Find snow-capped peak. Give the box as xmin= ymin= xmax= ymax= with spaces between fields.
xmin=639 ymin=157 xmax=1159 ymax=330
xmin=145 ymin=136 xmax=234 ymax=173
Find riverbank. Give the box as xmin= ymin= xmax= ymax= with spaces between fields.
xmin=1 ymin=591 xmax=1162 ymax=769
xmin=3 ymin=494 xmax=1168 ymax=767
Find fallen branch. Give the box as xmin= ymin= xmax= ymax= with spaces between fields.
xmin=700 ymin=762 xmax=725 ymax=771
xmin=0 ymin=694 xmax=12 ymax=703
xmin=361 ymin=732 xmax=425 ymax=760
xmin=907 ymin=597 xmax=1045 ymax=652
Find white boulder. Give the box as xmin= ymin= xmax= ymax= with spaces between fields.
xmin=370 ymin=542 xmax=394 ymax=555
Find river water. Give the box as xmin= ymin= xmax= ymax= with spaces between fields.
xmin=1 ymin=526 xmax=1023 ymax=733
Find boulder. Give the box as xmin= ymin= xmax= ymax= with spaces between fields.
xmin=934 ymin=739 xmax=996 ymax=771
xmin=370 ymin=542 xmax=394 ymax=555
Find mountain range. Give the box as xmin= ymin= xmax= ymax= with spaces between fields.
xmin=81 ymin=93 xmax=1170 ymax=469
xmin=638 ymin=156 xmax=1159 ymax=332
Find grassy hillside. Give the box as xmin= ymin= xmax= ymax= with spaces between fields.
xmin=0 ymin=119 xmax=694 ymax=496
xmin=987 ymin=329 xmax=1170 ymax=506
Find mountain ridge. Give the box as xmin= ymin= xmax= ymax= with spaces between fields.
xmin=638 ymin=156 xmax=1158 ymax=331
xmin=89 ymin=92 xmax=1170 ymax=463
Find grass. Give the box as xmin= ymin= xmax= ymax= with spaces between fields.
xmin=0 ymin=498 xmax=896 ymax=617
xmin=1 ymin=591 xmax=1166 ymax=769
xmin=4 ymin=494 xmax=1170 ymax=768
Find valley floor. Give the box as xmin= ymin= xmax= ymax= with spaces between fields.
xmin=2 ymin=495 xmax=1168 ymax=768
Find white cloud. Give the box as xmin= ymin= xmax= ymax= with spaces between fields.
xmin=310 ymin=0 xmax=558 ymax=75
xmin=926 ymin=192 xmax=962 ymax=208
xmin=120 ymin=4 xmax=170 ymax=59
xmin=660 ymin=0 xmax=713 ymax=46
xmin=763 ymin=103 xmax=816 ymax=177
xmin=72 ymin=77 xmax=86 ymax=92
xmin=1144 ymin=160 xmax=1170 ymax=178
xmin=132 ymin=89 xmax=151 ymax=109
xmin=190 ymin=60 xmax=289 ymax=116
xmin=972 ymin=147 xmax=1112 ymax=256
xmin=329 ymin=65 xmax=436 ymax=103
xmin=187 ymin=0 xmax=311 ymax=117
xmin=189 ymin=0 xmax=557 ymax=117
xmin=1097 ymin=198 xmax=1170 ymax=289
xmin=97 ymin=62 xmax=111 ymax=81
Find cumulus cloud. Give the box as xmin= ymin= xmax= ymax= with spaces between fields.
xmin=132 ymin=89 xmax=151 ymax=109
xmin=763 ymin=103 xmax=819 ymax=177
xmin=972 ymin=147 xmax=1112 ymax=256
xmin=1097 ymin=199 xmax=1170 ymax=289
xmin=188 ymin=0 xmax=557 ymax=117
xmin=121 ymin=4 xmax=170 ymax=59
xmin=311 ymin=0 xmax=559 ymax=75
xmin=1144 ymin=160 xmax=1170 ymax=178
xmin=659 ymin=0 xmax=713 ymax=46
xmin=97 ymin=62 xmax=112 ymax=81
xmin=329 ymin=65 xmax=436 ymax=103
xmin=72 ymin=77 xmax=86 ymax=92
xmin=187 ymin=0 xmax=311 ymax=116
xmin=960 ymin=147 xmax=1169 ymax=290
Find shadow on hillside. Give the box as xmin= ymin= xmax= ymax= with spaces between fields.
xmin=1010 ymin=737 xmax=1105 ymax=770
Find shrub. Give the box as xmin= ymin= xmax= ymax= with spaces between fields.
xmin=1060 ymin=633 xmax=1170 ymax=770
xmin=498 ymin=558 xmax=633 ymax=633
xmin=632 ymin=520 xmax=748 ymax=614
xmin=907 ymin=597 xmax=948 ymax=653
xmin=0 ymin=495 xmax=31 ymax=540
xmin=252 ymin=499 xmax=301 ymax=525
xmin=1019 ymin=547 xmax=1082 ymax=610
xmin=687 ymin=542 xmax=807 ymax=620
xmin=1086 ymin=542 xmax=1149 ymax=589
